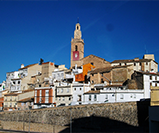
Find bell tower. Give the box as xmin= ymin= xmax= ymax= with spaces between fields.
xmin=71 ymin=21 xmax=84 ymax=68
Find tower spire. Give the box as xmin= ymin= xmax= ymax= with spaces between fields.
xmin=77 ymin=17 xmax=79 ymax=23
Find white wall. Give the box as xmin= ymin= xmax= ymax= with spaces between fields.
xmin=83 ymin=90 xmax=144 ymax=104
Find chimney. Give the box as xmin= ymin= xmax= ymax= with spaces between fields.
xmin=21 ymin=64 xmax=24 ymax=68
xmin=134 ymin=58 xmax=139 ymax=61
xmin=143 ymin=54 xmax=155 ymax=61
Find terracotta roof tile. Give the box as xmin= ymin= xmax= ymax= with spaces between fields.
xmin=135 ymin=71 xmax=159 ymax=76
xmin=19 ymin=63 xmax=37 ymax=70
xmin=111 ymin=59 xmax=152 ymax=63
xmin=89 ymin=65 xmax=132 ymax=74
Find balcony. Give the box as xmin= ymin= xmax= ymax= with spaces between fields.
xmin=65 ymin=74 xmax=74 ymax=79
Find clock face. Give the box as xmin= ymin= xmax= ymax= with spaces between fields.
xmin=75 ymin=53 xmax=78 ymax=58
xmin=73 ymin=51 xmax=79 ymax=61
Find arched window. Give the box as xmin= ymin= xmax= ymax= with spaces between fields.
xmin=75 ymin=45 xmax=78 ymax=51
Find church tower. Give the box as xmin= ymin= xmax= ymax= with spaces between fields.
xmin=71 ymin=22 xmax=84 ymax=68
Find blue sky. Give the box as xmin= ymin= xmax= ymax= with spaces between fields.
xmin=1 ymin=0 xmax=159 ymax=82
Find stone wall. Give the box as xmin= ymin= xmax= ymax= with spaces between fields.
xmin=0 ymin=101 xmax=149 ymax=132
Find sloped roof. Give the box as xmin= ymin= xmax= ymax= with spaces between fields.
xmin=81 ymin=54 xmax=109 ymax=62
xmin=135 ymin=71 xmax=159 ymax=76
xmin=19 ymin=63 xmax=38 ymax=70
xmin=89 ymin=65 xmax=132 ymax=74
xmin=84 ymin=90 xmax=100 ymax=94
xmin=4 ymin=93 xmax=20 ymax=96
xmin=111 ymin=59 xmax=153 ymax=63
xmin=104 ymin=85 xmax=122 ymax=87
xmin=18 ymin=97 xmax=34 ymax=102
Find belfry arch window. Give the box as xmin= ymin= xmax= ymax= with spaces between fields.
xmin=75 ymin=45 xmax=78 ymax=51
xmin=77 ymin=26 xmax=79 ymax=30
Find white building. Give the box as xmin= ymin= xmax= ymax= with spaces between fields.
xmin=6 ymin=71 xmax=21 ymax=92
xmin=83 ymin=85 xmax=144 ymax=104
xmin=133 ymin=71 xmax=159 ymax=98
xmin=71 ymin=83 xmax=91 ymax=105
xmin=0 ymin=81 xmax=5 ymax=92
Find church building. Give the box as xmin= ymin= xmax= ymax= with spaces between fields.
xmin=70 ymin=22 xmax=111 ymax=69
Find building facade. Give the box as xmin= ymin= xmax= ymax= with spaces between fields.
xmin=111 ymin=54 xmax=158 ymax=73
xmin=34 ymin=87 xmax=54 ymax=109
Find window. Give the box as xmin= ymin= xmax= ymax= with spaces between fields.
xmin=61 ymin=73 xmax=64 ymax=77
xmin=130 ymin=94 xmax=133 ymax=98
xmin=74 ymin=88 xmax=76 ymax=91
xmin=35 ymin=90 xmax=37 ymax=96
xmin=40 ymin=90 xmax=42 ymax=96
xmin=13 ymin=81 xmax=15 ymax=84
xmin=57 ymin=89 xmax=59 ymax=93
xmin=94 ymin=95 xmax=97 ymax=101
xmin=59 ymin=97 xmax=61 ymax=101
xmin=105 ymin=95 xmax=108 ymax=99
xmin=67 ymin=88 xmax=69 ymax=93
xmin=18 ymin=81 xmax=20 ymax=84
xmin=134 ymin=63 xmax=136 ymax=66
xmin=78 ymin=95 xmax=81 ymax=101
xmin=89 ymin=95 xmax=91 ymax=101
xmin=39 ymin=96 xmax=42 ymax=103
xmin=155 ymin=83 xmax=157 ymax=87
xmin=140 ymin=62 xmax=142 ymax=66
xmin=92 ymin=80 xmax=94 ymax=83
xmin=92 ymin=74 xmax=94 ymax=76
xmin=101 ymin=79 xmax=104 ymax=83
xmin=125 ymin=63 xmax=127 ymax=65
xmin=39 ymin=84 xmax=41 ymax=87
xmin=69 ymin=97 xmax=71 ymax=101
xmin=61 ymin=89 xmax=63 ymax=93
xmin=75 ymin=45 xmax=78 ymax=51
xmin=150 ymin=82 xmax=152 ymax=86
xmin=155 ymin=76 xmax=157 ymax=80
xmin=91 ymin=62 xmax=94 ymax=65
xmin=45 ymin=90 xmax=49 ymax=96
xmin=53 ymin=74 xmax=56 ymax=79
xmin=120 ymin=94 xmax=124 ymax=99
xmin=63 ymin=97 xmax=65 ymax=101
xmin=150 ymin=76 xmax=152 ymax=80
xmin=119 ymin=63 xmax=121 ymax=66
xmin=80 ymin=88 xmax=82 ymax=91
xmin=146 ymin=62 xmax=148 ymax=65
xmin=134 ymin=94 xmax=136 ymax=98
